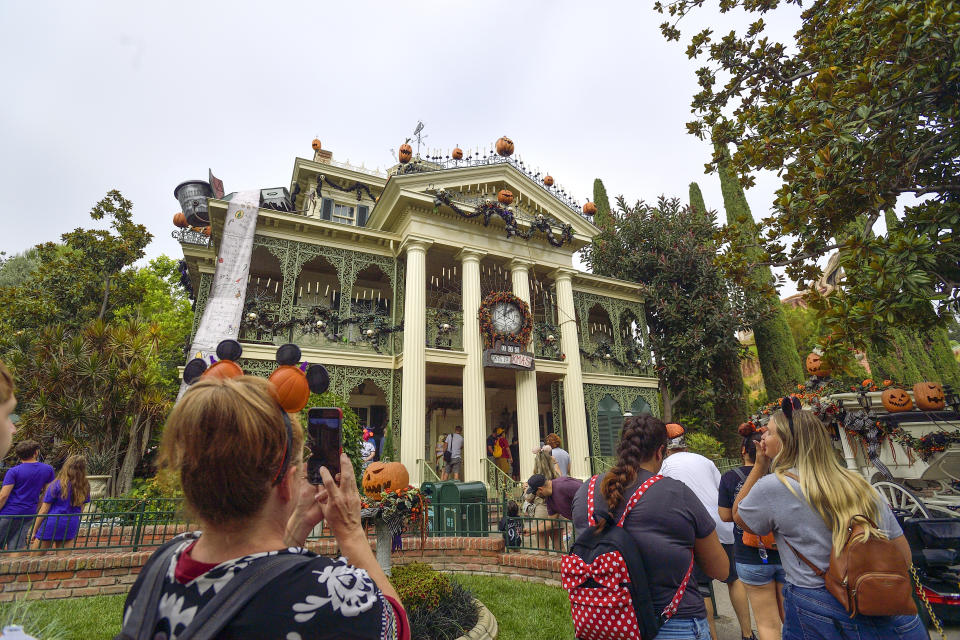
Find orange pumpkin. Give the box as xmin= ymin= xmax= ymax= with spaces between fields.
xmin=543 ymin=175 xmax=554 ymax=187
xmin=495 ymin=136 xmax=514 ymax=157
xmin=204 ymin=359 xmax=244 ymax=380
xmin=202 ymin=226 xmax=211 ymax=237
xmin=881 ymin=387 xmax=913 ymax=412
xmin=270 ymin=365 xmax=311 ymax=413
xmin=497 ymin=189 xmax=514 ymax=205
xmin=173 ymin=212 xmax=188 ymax=228
xmin=913 ymin=382 xmax=945 ymax=411
xmin=583 ymin=202 xmax=598 ymax=216
xmin=452 ymin=147 xmax=463 ymax=160
xmin=362 ymin=461 xmax=410 ymax=499
xmin=312 ymin=138 xmax=322 ymax=151
xmin=398 ymin=144 xmax=413 ymax=164
xmin=805 ymin=353 xmax=831 ymax=377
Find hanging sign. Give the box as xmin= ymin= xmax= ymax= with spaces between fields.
xmin=483 ymin=341 xmax=535 ymax=371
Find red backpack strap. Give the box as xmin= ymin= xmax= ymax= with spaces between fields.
xmin=586 ymin=475 xmax=600 ymax=527
xmin=615 ymin=474 xmax=663 ymax=527
xmin=660 ymin=552 xmax=695 ymax=621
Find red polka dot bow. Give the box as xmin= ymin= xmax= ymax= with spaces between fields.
xmin=561 ymin=552 xmax=629 ymax=591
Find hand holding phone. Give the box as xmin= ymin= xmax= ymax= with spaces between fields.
xmin=307 ymin=407 xmax=343 ymax=484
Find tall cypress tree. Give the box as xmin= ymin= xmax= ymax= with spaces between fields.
xmin=593 ymin=178 xmax=612 ymax=230
xmin=691 ymin=182 xmax=748 ymax=444
xmin=716 ymin=144 xmax=805 ymax=396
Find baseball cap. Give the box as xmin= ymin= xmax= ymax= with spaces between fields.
xmin=526 ymin=474 xmax=546 ymax=495
xmin=665 ymin=423 xmax=686 ymax=450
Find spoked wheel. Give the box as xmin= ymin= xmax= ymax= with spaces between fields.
xmin=873 ymin=480 xmax=931 ymax=519
xmin=925 ymin=504 xmax=960 ymax=519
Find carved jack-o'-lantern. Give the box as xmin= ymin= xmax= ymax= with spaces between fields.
xmin=362 ymin=461 xmax=410 ymax=499
xmin=913 ymin=382 xmax=945 ymax=411
xmin=882 ymin=387 xmax=914 ymax=412
xmin=452 ymin=147 xmax=463 ymax=160
xmin=805 ymin=353 xmax=832 ymax=377
xmin=497 ymin=189 xmax=514 ymax=206
xmin=173 ymin=212 xmax=188 ymax=228
xmin=543 ymin=175 xmax=555 ymax=187
xmin=495 ymin=136 xmax=514 ymax=157
xmin=398 ymin=144 xmax=413 ymax=164
xmin=583 ymin=202 xmax=598 ymax=216
xmin=311 ymin=139 xmax=322 ymax=151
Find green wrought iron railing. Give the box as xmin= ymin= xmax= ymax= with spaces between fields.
xmin=417 ymin=458 xmax=442 ymax=483
xmin=587 ymin=456 xmax=616 ymax=476
xmin=713 ymin=457 xmax=742 ymax=475
xmin=482 ymin=458 xmax=522 ymax=499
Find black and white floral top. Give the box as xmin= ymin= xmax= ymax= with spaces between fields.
xmin=123 ymin=532 xmax=403 ymax=640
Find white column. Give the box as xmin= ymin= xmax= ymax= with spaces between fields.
xmin=400 ymin=237 xmax=432 ymax=485
xmin=510 ymin=259 xmax=540 ymax=482
xmin=456 ymin=247 xmax=487 ymax=483
xmin=552 ymin=269 xmax=590 ymax=479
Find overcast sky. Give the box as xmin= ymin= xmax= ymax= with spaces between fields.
xmin=0 ymin=1 xmax=804 ymax=293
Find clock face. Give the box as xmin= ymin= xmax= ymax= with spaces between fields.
xmin=492 ymin=302 xmax=523 ymax=333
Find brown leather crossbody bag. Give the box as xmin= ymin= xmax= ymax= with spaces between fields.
xmin=785 ymin=513 xmax=916 ymax=618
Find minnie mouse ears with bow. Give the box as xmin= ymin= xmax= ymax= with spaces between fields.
xmin=183 ymin=340 xmax=329 ymax=413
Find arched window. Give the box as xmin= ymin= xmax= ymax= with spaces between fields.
xmin=630 ymin=396 xmax=652 ymax=417
xmin=596 ymin=395 xmax=623 ymax=457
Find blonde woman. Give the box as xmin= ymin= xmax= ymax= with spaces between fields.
xmin=526 ymin=445 xmax=561 ymax=549
xmin=733 ymin=398 xmax=925 ymax=640
xmin=32 ymin=455 xmax=90 ymax=550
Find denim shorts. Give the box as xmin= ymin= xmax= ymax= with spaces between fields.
xmin=736 ymin=561 xmax=786 ymax=586
xmin=653 ymin=616 xmax=711 ymax=639
xmin=783 ymin=583 xmax=926 ymax=640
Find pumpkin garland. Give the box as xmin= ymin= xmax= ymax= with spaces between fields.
xmin=432 ymin=188 xmax=575 ymax=248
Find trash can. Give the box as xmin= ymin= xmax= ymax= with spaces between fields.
xmin=437 ymin=482 xmax=489 ymax=537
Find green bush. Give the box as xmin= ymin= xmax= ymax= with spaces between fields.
xmin=392 ymin=562 xmax=453 ymax=613
xmin=685 ymin=432 xmax=725 ymax=459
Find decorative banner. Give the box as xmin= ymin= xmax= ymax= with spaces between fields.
xmin=208 ymin=169 xmax=225 ymax=199
xmin=177 ymin=190 xmax=260 ymax=399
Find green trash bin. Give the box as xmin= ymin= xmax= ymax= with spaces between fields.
xmin=424 ymin=481 xmax=455 ymax=535
xmin=437 ymin=482 xmax=488 ymax=537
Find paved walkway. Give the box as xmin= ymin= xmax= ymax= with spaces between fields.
xmin=710 ymin=581 xmax=956 ymax=639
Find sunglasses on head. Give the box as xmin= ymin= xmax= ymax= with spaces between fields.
xmin=780 ymin=396 xmax=801 ymax=436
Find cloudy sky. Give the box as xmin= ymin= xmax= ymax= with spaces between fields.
xmin=0 ymin=1 xmax=803 ymax=290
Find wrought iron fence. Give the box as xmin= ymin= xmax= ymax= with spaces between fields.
xmin=483 ymin=458 xmax=522 ymax=499
xmin=587 ymin=456 xmax=616 ymax=476
xmin=171 ymin=228 xmax=212 ymax=247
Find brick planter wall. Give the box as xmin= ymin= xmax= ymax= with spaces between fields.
xmin=0 ymin=536 xmax=563 ymax=601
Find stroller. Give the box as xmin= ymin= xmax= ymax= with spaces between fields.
xmin=902 ymin=517 xmax=960 ymax=628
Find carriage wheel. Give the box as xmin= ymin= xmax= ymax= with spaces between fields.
xmin=872 ymin=481 xmax=931 ymax=519
xmin=925 ymin=504 xmax=960 ymax=519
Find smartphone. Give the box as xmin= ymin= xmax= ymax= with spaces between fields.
xmin=307 ymin=407 xmax=343 ymax=484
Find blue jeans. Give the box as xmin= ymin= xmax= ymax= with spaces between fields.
xmin=783 ymin=584 xmax=926 ymax=639
xmin=654 ymin=617 xmax=712 ymax=639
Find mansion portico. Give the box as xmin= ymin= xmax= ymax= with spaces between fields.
xmin=176 ymin=140 xmax=660 ymax=484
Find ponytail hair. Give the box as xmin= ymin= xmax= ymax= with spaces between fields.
xmin=738 ymin=422 xmax=762 ymax=462
xmin=598 ymin=415 xmax=667 ymax=529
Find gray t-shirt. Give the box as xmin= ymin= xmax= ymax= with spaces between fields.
xmin=445 ymin=433 xmax=463 ymax=459
xmin=572 ymin=470 xmax=716 ymax=619
xmin=552 ymin=447 xmax=570 ymax=476
xmin=737 ymin=471 xmax=902 ymax=588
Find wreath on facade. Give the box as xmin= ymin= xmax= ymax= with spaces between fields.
xmin=478 ymin=291 xmax=532 ymax=348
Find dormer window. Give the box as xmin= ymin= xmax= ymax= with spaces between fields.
xmin=320 ymin=197 xmax=370 ymax=227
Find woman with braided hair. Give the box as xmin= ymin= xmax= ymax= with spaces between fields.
xmin=571 ymin=414 xmax=728 ymax=639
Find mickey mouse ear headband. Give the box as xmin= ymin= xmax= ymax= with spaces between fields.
xmin=780 ymin=395 xmax=802 ymax=436
xmin=183 ymin=340 xmax=330 ymax=413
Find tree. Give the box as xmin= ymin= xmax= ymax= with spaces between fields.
xmin=584 ymin=196 xmax=762 ymax=438
xmin=657 ymin=0 xmax=960 ymax=360
xmin=717 ymin=144 xmax=805 ymax=396
xmin=593 ymin=178 xmax=613 ymax=230
xmin=0 ymin=249 xmax=42 ymax=288
xmin=690 ymin=182 xmax=748 ymax=439
xmin=5 ymin=319 xmax=171 ymax=495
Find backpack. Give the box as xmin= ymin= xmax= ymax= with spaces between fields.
xmin=561 ymin=474 xmax=694 ymax=640
xmin=493 ymin=441 xmax=503 ymax=458
xmin=733 ymin=467 xmax=777 ymax=551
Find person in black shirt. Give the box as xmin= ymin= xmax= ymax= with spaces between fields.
xmin=718 ymin=423 xmax=783 ymax=640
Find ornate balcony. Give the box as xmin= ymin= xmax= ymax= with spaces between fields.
xmin=425 ymin=308 xmax=463 ymax=351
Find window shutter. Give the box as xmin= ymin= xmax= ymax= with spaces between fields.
xmin=357 ymin=205 xmax=369 ymax=227
xmin=321 ymin=198 xmax=333 ymax=221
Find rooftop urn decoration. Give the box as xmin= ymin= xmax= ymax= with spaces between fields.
xmin=173 ymin=212 xmax=188 ymax=228
xmin=452 ymin=146 xmax=463 ymax=160
xmin=398 ymin=143 xmax=413 ymax=164
xmin=311 ymin=138 xmax=322 ymax=151
xmin=497 ymin=189 xmax=514 ymax=206
xmin=174 ymin=180 xmax=215 ymax=227
xmin=495 ymin=136 xmax=514 ymax=157
xmin=582 ymin=201 xmax=597 ymax=216
xmin=543 ymin=175 xmax=555 ymax=186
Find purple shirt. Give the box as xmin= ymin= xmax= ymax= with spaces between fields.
xmin=1 ymin=462 xmax=55 ymax=516
xmin=546 ymin=476 xmax=583 ymax=519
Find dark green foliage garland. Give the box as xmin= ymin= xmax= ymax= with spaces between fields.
xmin=316 ymin=175 xmax=378 ymax=202
xmin=433 ymin=189 xmax=575 ymax=248
xmin=533 ymin=321 xmax=563 ymax=359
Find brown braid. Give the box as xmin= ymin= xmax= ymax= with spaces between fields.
xmin=597 ymin=415 xmax=668 ymax=531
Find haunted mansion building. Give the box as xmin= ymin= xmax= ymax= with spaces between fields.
xmin=174 ymin=139 xmax=659 ymax=484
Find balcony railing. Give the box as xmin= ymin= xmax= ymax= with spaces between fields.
xmin=425 ymin=308 xmax=463 ymax=351
xmin=171 ymin=228 xmax=211 ymax=247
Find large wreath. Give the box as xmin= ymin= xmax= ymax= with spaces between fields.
xmin=478 ymin=291 xmax=533 ymax=348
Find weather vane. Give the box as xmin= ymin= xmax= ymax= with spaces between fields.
xmin=412 ymin=121 xmax=427 ymax=155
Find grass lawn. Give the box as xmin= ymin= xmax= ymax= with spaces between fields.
xmin=0 ymin=576 xmax=574 ymax=639
xmin=453 ymin=574 xmax=574 ymax=640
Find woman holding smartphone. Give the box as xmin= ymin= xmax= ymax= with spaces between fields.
xmin=118 ymin=376 xmax=408 ymax=640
